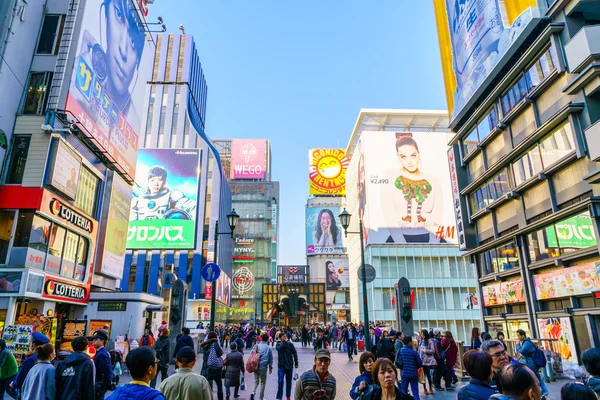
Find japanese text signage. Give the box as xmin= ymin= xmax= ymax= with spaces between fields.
xmin=448 ymin=147 xmax=466 ymax=250
xmin=306 ymin=207 xmax=346 ymax=255
xmin=231 ymin=139 xmax=266 ymax=179
xmin=279 ymin=265 xmax=307 ymax=284
xmin=309 ymin=148 xmax=349 ymax=195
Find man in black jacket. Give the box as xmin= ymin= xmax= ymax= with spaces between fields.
xmin=275 ymin=332 xmax=298 ymax=400
xmin=173 ymin=327 xmax=194 ymax=362
xmin=376 ymin=330 xmax=397 ymax=362
xmin=55 ymin=336 xmax=95 ymax=400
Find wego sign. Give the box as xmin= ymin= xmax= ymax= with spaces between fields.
xmin=50 ymin=199 xmax=93 ymax=232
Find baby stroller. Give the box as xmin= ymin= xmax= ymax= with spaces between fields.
xmin=109 ymin=349 xmax=124 ymax=390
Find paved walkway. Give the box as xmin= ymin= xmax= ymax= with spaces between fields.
xmin=113 ymin=342 xmax=567 ymax=400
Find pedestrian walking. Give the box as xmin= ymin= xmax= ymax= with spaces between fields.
xmin=250 ymin=334 xmax=273 ymax=400
xmin=470 ymin=327 xmax=482 ymax=350
xmin=13 ymin=331 xmax=50 ymax=392
xmin=93 ymin=329 xmax=113 ymax=399
xmin=432 ymin=328 xmax=453 ymax=390
xmin=582 ymin=348 xmax=600 ymax=396
xmin=561 ymin=382 xmax=597 ymax=400
xmin=55 ymin=336 xmax=96 ymax=400
xmin=376 ymin=329 xmax=397 ymax=362
xmin=313 ymin=330 xmax=329 ymax=351
xmin=516 ymin=329 xmax=549 ymax=396
xmin=151 ymin=327 xmax=171 ymax=388
xmin=275 ymin=332 xmax=298 ymax=400
xmin=21 ymin=343 xmax=56 ymax=400
xmin=399 ymin=336 xmax=422 ymax=400
xmin=343 ymin=323 xmax=358 ymax=361
xmin=107 ymin=346 xmax=165 ymax=400
xmin=350 ymin=352 xmax=376 ymax=399
xmin=201 ymin=331 xmax=225 ymax=400
xmin=418 ymin=329 xmax=436 ymax=395
xmin=224 ymin=343 xmax=245 ymax=400
xmin=174 ymin=328 xmax=195 ymax=363
xmin=159 ymin=346 xmax=212 ymax=400
xmin=442 ymin=330 xmax=459 ymax=384
xmin=457 ymin=350 xmax=497 ymax=400
xmin=490 ymin=363 xmax=541 ymax=400
xmin=294 ymin=349 xmax=336 ymax=400
xmin=365 ymin=358 xmax=413 ymax=400
xmin=233 ymin=333 xmax=246 ymax=354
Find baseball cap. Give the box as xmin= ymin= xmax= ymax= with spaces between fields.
xmin=315 ymin=349 xmax=331 ymax=360
xmin=389 ymin=330 xmax=397 ymax=337
xmin=177 ymin=346 xmax=196 ymax=363
xmin=32 ymin=332 xmax=50 ymax=345
xmin=93 ymin=329 xmax=109 ymax=342
xmin=433 ymin=328 xmax=442 ymax=336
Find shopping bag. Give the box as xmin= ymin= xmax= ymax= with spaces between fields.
xmin=418 ymin=368 xmax=425 ymax=384
xmin=293 ymin=372 xmax=299 ymax=381
xmin=240 ymin=375 xmax=246 ymax=390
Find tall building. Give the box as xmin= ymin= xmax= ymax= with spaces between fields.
xmin=434 ymin=0 xmax=600 ymax=355
xmin=213 ymin=139 xmax=279 ymax=325
xmin=0 ymin=0 xmax=156 ymax=349
xmin=344 ymin=109 xmax=481 ymax=342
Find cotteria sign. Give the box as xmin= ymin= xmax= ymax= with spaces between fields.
xmin=43 ymin=277 xmax=89 ymax=304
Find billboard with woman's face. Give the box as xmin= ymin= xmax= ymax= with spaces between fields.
xmin=65 ymin=0 xmax=152 ymax=181
xmin=324 ymin=258 xmax=349 ymax=290
xmin=358 ymin=131 xmax=457 ymax=245
xmin=305 ymin=207 xmax=345 ymax=255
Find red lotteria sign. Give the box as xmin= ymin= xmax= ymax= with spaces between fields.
xmin=43 ymin=277 xmax=89 ymax=304
xmin=139 ymin=0 xmax=150 ymax=16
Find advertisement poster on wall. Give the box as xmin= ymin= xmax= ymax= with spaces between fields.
xmin=436 ymin=0 xmax=537 ymax=119
xmin=48 ymin=139 xmax=82 ymax=200
xmin=60 ymin=320 xmax=87 ymax=351
xmin=537 ymin=317 xmax=577 ymax=363
xmin=460 ymin=292 xmax=480 ymax=309
xmin=231 ymin=139 xmax=266 ymax=179
xmin=321 ymin=258 xmax=349 ymax=290
xmin=546 ymin=214 xmax=596 ymax=250
xmin=89 ymin=320 xmax=111 ymax=336
xmin=358 ymin=131 xmax=457 ymax=245
xmin=533 ymin=262 xmax=600 ymax=300
xmin=308 ymin=149 xmax=350 ymax=195
xmin=482 ymin=279 xmax=525 ymax=306
xmin=127 ymin=149 xmax=199 ymax=249
xmin=64 ymin=0 xmax=152 ymax=181
xmin=306 ymin=207 xmax=345 ymax=255
xmin=215 ymin=273 xmax=231 ymax=307
xmin=98 ymin=174 xmax=132 ymax=278
xmin=0 ymin=272 xmax=22 ymax=293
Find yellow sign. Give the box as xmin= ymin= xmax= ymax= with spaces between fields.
xmin=309 ymin=149 xmax=349 ymax=195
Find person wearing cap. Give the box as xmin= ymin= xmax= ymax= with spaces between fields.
xmin=376 ymin=330 xmax=397 ymax=362
xmin=13 ymin=331 xmax=50 ymax=391
xmin=107 ymin=346 xmax=165 ymax=400
xmin=159 ymin=346 xmax=212 ymax=400
xmin=294 ymin=348 xmax=336 ymax=400
xmin=93 ymin=329 xmax=114 ymax=399
xmin=158 ymin=320 xmax=168 ymax=337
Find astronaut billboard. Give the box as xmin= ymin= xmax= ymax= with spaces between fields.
xmin=127 ymin=149 xmax=200 ymax=249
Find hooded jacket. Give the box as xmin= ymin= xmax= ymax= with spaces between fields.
xmin=106 ymin=383 xmax=166 ymax=400
xmin=55 ymin=351 xmax=96 ymax=400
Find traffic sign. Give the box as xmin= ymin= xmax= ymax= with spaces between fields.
xmin=357 ymin=264 xmax=376 ymax=283
xmin=202 ymin=263 xmax=220 ymax=282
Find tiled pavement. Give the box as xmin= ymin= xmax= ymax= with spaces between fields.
xmin=113 ymin=342 xmax=567 ymax=400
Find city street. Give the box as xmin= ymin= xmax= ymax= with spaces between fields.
xmin=114 ymin=342 xmax=567 ymax=400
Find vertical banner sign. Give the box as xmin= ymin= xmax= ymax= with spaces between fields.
xmin=308 ymin=149 xmax=350 ymax=195
xmin=64 ymin=0 xmax=153 ymax=181
xmin=127 ymin=149 xmax=200 ymax=249
xmin=448 ymin=147 xmax=466 ymax=250
xmin=231 ymin=139 xmax=266 ymax=179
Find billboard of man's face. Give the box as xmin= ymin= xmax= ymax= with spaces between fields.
xmin=148 ymin=176 xmax=165 ymax=194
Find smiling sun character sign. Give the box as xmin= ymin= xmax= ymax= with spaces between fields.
xmin=309 ymin=149 xmax=350 ymax=195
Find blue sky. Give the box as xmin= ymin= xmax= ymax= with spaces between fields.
xmin=148 ymin=1 xmax=447 ymax=265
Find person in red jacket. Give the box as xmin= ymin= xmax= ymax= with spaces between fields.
xmin=441 ymin=331 xmax=459 ymax=384
xmin=140 ymin=328 xmax=155 ymax=347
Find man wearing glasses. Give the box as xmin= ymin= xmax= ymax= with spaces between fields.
xmin=481 ymin=339 xmax=513 ymax=388
xmin=294 ymin=349 xmax=336 ymax=400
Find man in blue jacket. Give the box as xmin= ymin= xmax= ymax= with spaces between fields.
xmin=107 ymin=346 xmax=165 ymax=400
xmin=399 ymin=336 xmax=422 ymax=400
xmin=13 ymin=332 xmax=49 ymax=392
xmin=55 ymin=336 xmax=96 ymax=400
xmin=93 ymin=329 xmax=113 ymax=399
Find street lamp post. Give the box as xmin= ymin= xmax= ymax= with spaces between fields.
xmin=339 ymin=208 xmax=371 ymax=352
xmin=210 ymin=209 xmax=240 ymax=332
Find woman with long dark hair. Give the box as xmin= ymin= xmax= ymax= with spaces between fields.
xmin=471 ymin=327 xmax=482 ymax=350
xmin=419 ymin=329 xmax=436 ymax=395
xmin=442 ymin=330 xmax=459 ymax=385
xmin=350 ymin=352 xmax=376 ymax=399
xmin=312 ymin=209 xmax=342 ymax=250
xmin=326 ymin=260 xmax=342 ymax=290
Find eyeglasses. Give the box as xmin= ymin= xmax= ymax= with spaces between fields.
xmin=312 ymin=389 xmax=327 ymax=398
xmin=491 ymin=350 xmax=507 ymax=358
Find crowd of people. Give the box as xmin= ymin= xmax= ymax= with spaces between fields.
xmin=1 ymin=321 xmax=600 ymax=400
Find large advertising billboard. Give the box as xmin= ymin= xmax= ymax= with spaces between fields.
xmin=433 ymin=0 xmax=537 ymax=119
xmin=215 ymin=273 xmax=231 ymax=307
xmin=65 ymin=0 xmax=152 ymax=180
xmin=482 ymin=279 xmax=525 ymax=306
xmin=306 ymin=207 xmax=346 ymax=255
xmin=278 ymin=265 xmax=307 ymax=284
xmin=537 ymin=317 xmax=577 ymax=363
xmin=48 ymin=138 xmax=82 ymax=200
xmin=127 ymin=149 xmax=199 ymax=249
xmin=322 ymin=258 xmax=349 ymax=290
xmin=97 ymin=174 xmax=131 ymax=278
xmin=231 ymin=139 xmax=266 ymax=179
xmin=534 ymin=262 xmax=600 ymax=300
xmin=309 ymin=149 xmax=350 ymax=195
xmin=357 ymin=131 xmax=457 ymax=245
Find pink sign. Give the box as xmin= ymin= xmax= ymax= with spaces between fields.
xmin=231 ymin=139 xmax=266 ymax=179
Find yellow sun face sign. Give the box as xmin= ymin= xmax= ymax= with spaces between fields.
xmin=309 ymin=149 xmax=350 ymax=195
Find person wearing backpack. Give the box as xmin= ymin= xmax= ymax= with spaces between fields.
xmin=249 ymin=334 xmax=273 ymax=400
xmin=201 ymin=331 xmax=225 ymax=400
xmin=151 ymin=328 xmax=171 ymax=388
xmin=516 ymin=329 xmax=548 ymax=397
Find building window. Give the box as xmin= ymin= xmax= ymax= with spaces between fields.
xmin=525 ymin=47 xmax=556 ymax=91
xmin=513 ymin=146 xmax=543 ymax=186
xmin=5 ymin=135 xmax=31 ymax=184
xmin=527 ymin=211 xmax=596 ymax=262
xmin=538 ymin=122 xmax=575 ymax=168
xmin=128 ymin=265 xmax=137 ymax=291
xmin=73 ymin=167 xmax=100 ymax=217
xmin=23 ymin=72 xmax=53 ymax=115
xmin=468 ymin=153 xmax=485 ymax=183
xmin=478 ymin=241 xmax=519 ymax=277
xmin=36 ymin=15 xmax=65 ymax=55
xmin=462 ymin=128 xmax=479 ymax=156
xmin=501 ymin=75 xmax=528 ymax=115
xmin=470 ymin=169 xmax=511 ymax=213
xmin=461 ymin=107 xmax=499 ymax=157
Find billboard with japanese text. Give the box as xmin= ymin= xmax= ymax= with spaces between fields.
xmin=65 ymin=0 xmax=153 ymax=181
xmin=309 ymin=149 xmax=349 ymax=195
xmin=357 ymin=131 xmax=457 ymax=245
xmin=231 ymin=139 xmax=266 ymax=179
xmin=306 ymin=207 xmax=346 ymax=255
xmin=127 ymin=149 xmax=199 ymax=249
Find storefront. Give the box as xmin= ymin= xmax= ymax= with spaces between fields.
xmin=0 ymin=186 xmax=96 ymax=352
